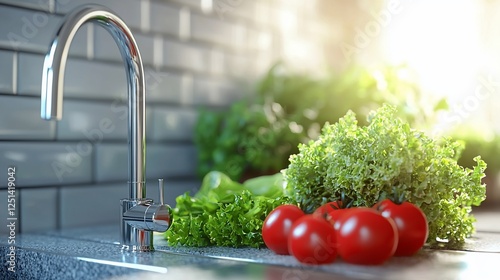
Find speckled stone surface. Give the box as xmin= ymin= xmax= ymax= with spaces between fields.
xmin=0 ymin=247 xmax=136 ymax=280
xmin=1 ymin=211 xmax=499 ymax=280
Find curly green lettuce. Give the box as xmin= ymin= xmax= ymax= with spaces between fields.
xmin=283 ymin=105 xmax=486 ymax=247
xmin=166 ymin=190 xmax=288 ymax=248
xmin=165 ymin=171 xmax=290 ymax=248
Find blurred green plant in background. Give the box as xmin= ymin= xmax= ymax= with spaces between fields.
xmin=450 ymin=127 xmax=499 ymax=171
xmin=194 ymin=62 xmax=449 ymax=181
xmin=447 ymin=125 xmax=500 ymax=205
xmin=195 ymin=100 xmax=306 ymax=181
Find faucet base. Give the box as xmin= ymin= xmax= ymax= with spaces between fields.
xmin=121 ymin=198 xmax=155 ymax=252
xmin=120 ymin=197 xmax=171 ymax=252
xmin=120 ymin=226 xmax=154 ymax=252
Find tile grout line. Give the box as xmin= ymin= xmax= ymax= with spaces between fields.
xmin=87 ymin=23 xmax=94 ymax=60
xmin=12 ymin=51 xmax=17 ymax=94
xmin=17 ymin=187 xmax=22 ymax=233
xmin=179 ymin=6 xmax=191 ymax=41
xmin=154 ymin=35 xmax=163 ymax=70
xmin=49 ymin=0 xmax=55 ymax=13
xmin=56 ymin=186 xmax=61 ymax=230
xmin=141 ymin=0 xmax=150 ymax=32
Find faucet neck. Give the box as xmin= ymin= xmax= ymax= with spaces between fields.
xmin=41 ymin=5 xmax=146 ymax=199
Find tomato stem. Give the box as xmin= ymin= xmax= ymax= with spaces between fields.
xmin=391 ymin=186 xmax=406 ymax=205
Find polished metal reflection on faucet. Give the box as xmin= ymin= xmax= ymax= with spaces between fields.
xmin=40 ymin=4 xmax=171 ymax=252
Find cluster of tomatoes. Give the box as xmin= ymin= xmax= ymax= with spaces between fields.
xmin=261 ymin=199 xmax=429 ymax=265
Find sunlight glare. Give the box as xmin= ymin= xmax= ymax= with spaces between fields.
xmin=383 ymin=0 xmax=481 ymax=102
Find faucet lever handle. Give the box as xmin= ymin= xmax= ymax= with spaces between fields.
xmin=158 ymin=178 xmax=164 ymax=205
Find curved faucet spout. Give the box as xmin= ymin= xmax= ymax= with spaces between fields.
xmin=40 ymin=4 xmax=171 ymax=252
xmin=41 ymin=4 xmax=146 ymax=200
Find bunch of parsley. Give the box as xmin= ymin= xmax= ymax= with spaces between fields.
xmin=284 ymin=105 xmax=486 ymax=247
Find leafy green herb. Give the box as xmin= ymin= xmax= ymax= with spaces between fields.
xmin=194 ymin=100 xmax=306 ymax=181
xmin=283 ymin=105 xmax=486 ymax=247
xmin=165 ymin=172 xmax=290 ymax=248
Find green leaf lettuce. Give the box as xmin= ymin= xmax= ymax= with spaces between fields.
xmin=283 ymin=104 xmax=486 ymax=247
xmin=165 ymin=172 xmax=289 ymax=248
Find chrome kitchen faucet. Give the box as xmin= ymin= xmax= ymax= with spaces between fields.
xmin=40 ymin=4 xmax=171 ymax=252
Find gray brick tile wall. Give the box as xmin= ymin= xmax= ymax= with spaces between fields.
xmin=150 ymin=1 xmax=182 ymax=36
xmin=145 ymin=69 xmax=188 ymax=104
xmin=59 ymin=183 xmax=127 ymax=229
xmin=149 ymin=106 xmax=197 ymax=141
xmin=146 ymin=144 xmax=198 ymax=179
xmin=0 ymin=142 xmax=93 ymax=187
xmin=0 ymin=0 xmax=284 ymax=232
xmin=168 ymin=0 xmax=204 ymax=11
xmin=191 ymin=13 xmax=246 ymax=48
xmin=56 ymin=0 xmax=143 ymax=30
xmin=0 ymin=95 xmax=56 ymax=140
xmin=162 ymin=39 xmax=210 ymax=72
xmin=68 ymin=23 xmax=91 ymax=58
xmin=192 ymin=76 xmax=241 ymax=106
xmin=210 ymin=49 xmax=225 ymax=75
xmin=94 ymin=143 xmax=198 ymax=182
xmin=228 ymin=0 xmax=257 ymax=22
xmin=93 ymin=143 xmax=127 ymax=183
xmin=17 ymin=52 xmax=45 ymax=95
xmin=63 ymin=58 xmax=128 ymax=100
xmin=0 ymin=190 xmax=12 ymax=234
xmin=20 ymin=188 xmax=58 ymax=232
xmin=0 ymin=50 xmax=14 ymax=94
xmin=56 ymin=99 xmax=129 ymax=140
xmin=0 ymin=5 xmax=61 ymax=52
xmin=0 ymin=0 xmax=53 ymax=12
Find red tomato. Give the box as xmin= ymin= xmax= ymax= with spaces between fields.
xmin=288 ymin=215 xmax=337 ymax=265
xmin=262 ymin=205 xmax=304 ymax=255
xmin=313 ymin=201 xmax=352 ymax=230
xmin=335 ymin=208 xmax=398 ymax=265
xmin=312 ymin=201 xmax=343 ymax=220
xmin=375 ymin=199 xmax=428 ymax=256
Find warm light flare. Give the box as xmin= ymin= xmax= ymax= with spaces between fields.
xmin=382 ymin=0 xmax=482 ymax=102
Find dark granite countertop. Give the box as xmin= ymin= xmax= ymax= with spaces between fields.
xmin=1 ymin=210 xmax=499 ymax=280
